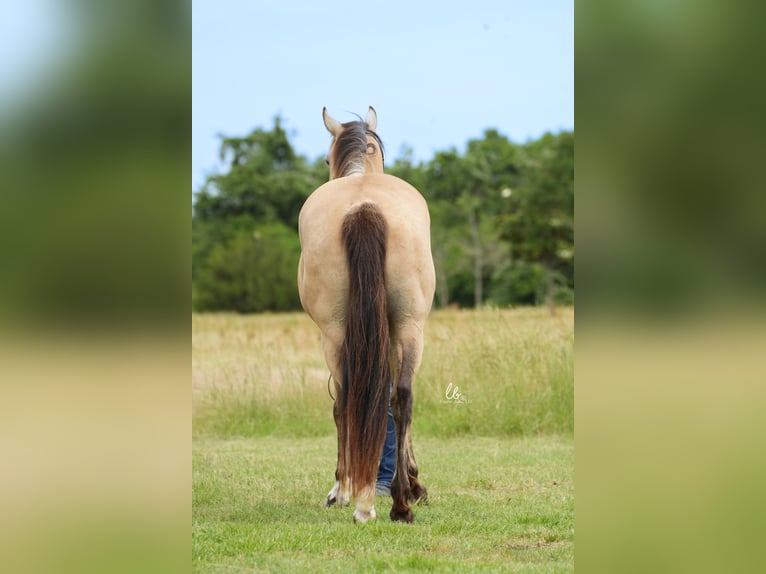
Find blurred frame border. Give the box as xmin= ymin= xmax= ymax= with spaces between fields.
xmin=577 ymin=1 xmax=766 ymax=572
xmin=0 ymin=1 xmax=190 ymax=573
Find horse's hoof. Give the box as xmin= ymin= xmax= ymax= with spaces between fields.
xmin=390 ymin=507 xmax=413 ymax=523
xmin=353 ymin=508 xmax=377 ymax=524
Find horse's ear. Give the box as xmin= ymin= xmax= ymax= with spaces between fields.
xmin=323 ymin=107 xmax=342 ymax=136
xmin=365 ymin=106 xmax=377 ymax=131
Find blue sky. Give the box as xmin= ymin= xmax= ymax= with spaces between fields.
xmin=193 ymin=0 xmax=573 ymax=190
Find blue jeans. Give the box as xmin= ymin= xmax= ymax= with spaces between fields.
xmin=377 ymin=405 xmax=396 ymax=487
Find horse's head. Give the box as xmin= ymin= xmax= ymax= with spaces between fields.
xmin=323 ymin=106 xmax=385 ymax=179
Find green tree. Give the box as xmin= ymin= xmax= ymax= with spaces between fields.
xmin=499 ymin=131 xmax=574 ymax=314
xmin=192 ymin=116 xmax=324 ymax=311
xmin=194 ymin=222 xmax=301 ymax=312
xmin=422 ymin=131 xmax=521 ymax=308
xmin=193 ymin=116 xmax=320 ymax=228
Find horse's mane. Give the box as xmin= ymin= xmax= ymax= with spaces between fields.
xmin=333 ymin=121 xmax=385 ymax=177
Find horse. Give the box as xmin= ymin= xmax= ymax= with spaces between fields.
xmin=297 ymin=107 xmax=435 ymax=523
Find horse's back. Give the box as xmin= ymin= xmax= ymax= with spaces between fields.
xmin=298 ymin=174 xmax=435 ymax=328
xmin=299 ymin=174 xmax=428 ymax=229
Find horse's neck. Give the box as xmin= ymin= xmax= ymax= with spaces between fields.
xmin=341 ymin=158 xmax=382 ymax=178
xmin=363 ymin=156 xmax=384 ymax=175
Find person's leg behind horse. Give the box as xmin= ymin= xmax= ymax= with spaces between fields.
xmin=376 ymin=394 xmax=395 ymax=496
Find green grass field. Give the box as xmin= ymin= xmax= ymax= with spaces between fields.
xmin=194 ymin=435 xmax=573 ymax=573
xmin=193 ymin=307 xmax=574 ymax=572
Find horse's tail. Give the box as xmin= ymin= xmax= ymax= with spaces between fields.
xmin=339 ymin=202 xmax=390 ymax=499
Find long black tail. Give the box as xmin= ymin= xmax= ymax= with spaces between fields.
xmin=339 ymin=203 xmax=390 ymax=498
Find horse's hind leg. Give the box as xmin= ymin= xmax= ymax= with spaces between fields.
xmin=405 ymin=429 xmax=428 ymax=504
xmin=389 ymin=330 xmax=427 ymax=523
xmin=320 ymin=327 xmax=351 ymax=508
xmin=324 ymin=386 xmax=352 ymax=507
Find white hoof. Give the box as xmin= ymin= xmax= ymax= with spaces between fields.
xmin=353 ymin=506 xmax=377 ymax=524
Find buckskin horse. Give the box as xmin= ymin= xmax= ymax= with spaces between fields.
xmin=297 ymin=107 xmax=435 ymax=523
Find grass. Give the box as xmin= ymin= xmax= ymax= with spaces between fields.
xmin=193 ymin=434 xmax=574 ymax=573
xmin=192 ymin=307 xmax=573 ymax=438
xmin=192 ymin=307 xmax=574 ymax=572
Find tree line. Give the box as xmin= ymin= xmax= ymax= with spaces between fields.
xmin=192 ymin=117 xmax=573 ymax=313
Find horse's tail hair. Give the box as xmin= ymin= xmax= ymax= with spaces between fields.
xmin=339 ymin=202 xmax=390 ymax=499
